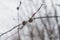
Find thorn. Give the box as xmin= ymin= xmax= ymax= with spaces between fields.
xmin=28 ymin=18 xmax=33 ymax=23
xmin=22 ymin=21 xmax=27 ymax=25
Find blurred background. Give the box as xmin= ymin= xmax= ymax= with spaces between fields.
xmin=0 ymin=0 xmax=60 ymax=40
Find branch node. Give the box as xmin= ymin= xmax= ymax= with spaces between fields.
xmin=22 ymin=21 xmax=27 ymax=25
xmin=28 ymin=18 xmax=33 ymax=23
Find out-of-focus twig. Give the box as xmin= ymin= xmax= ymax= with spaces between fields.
xmin=40 ymin=15 xmax=55 ymax=40
xmin=51 ymin=0 xmax=59 ymax=40
xmin=51 ymin=0 xmax=58 ymax=24
xmin=30 ymin=31 xmax=33 ymax=40
xmin=56 ymin=4 xmax=60 ymax=7
xmin=35 ymin=23 xmax=45 ymax=40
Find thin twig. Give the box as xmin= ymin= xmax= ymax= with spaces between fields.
xmin=0 ymin=24 xmax=21 ymax=37
xmin=32 ymin=4 xmax=44 ymax=17
xmin=33 ymin=16 xmax=60 ymax=19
